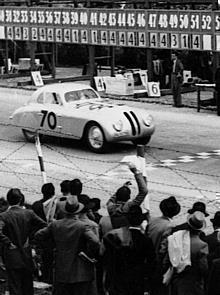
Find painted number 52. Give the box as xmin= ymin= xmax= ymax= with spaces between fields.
xmin=40 ymin=110 xmax=57 ymax=129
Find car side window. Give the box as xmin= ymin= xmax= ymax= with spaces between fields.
xmin=45 ymin=92 xmax=60 ymax=104
xmin=36 ymin=93 xmax=44 ymax=104
xmin=65 ymin=91 xmax=79 ymax=102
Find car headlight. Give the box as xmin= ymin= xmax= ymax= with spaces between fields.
xmin=113 ymin=120 xmax=123 ymax=132
xmin=143 ymin=115 xmax=153 ymax=127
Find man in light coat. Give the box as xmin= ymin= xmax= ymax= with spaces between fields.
xmin=162 ymin=211 xmax=209 ymax=295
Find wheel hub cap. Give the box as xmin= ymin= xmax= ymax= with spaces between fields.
xmin=89 ymin=127 xmax=103 ymax=148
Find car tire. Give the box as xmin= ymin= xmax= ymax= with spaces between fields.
xmin=22 ymin=129 xmax=40 ymax=143
xmin=85 ymin=123 xmax=107 ymax=153
xmin=132 ymin=136 xmax=151 ymax=146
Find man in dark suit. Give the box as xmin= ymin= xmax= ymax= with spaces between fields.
xmin=102 ymin=205 xmax=156 ymax=295
xmin=203 ymin=211 xmax=220 ymax=263
xmin=35 ymin=196 xmax=100 ymax=295
xmin=0 ymin=188 xmax=46 ymax=295
xmin=171 ymin=52 xmax=184 ymax=107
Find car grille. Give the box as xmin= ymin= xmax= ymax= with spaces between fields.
xmin=123 ymin=111 xmax=141 ymax=136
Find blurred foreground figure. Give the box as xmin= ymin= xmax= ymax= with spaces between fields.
xmin=0 ymin=188 xmax=46 ymax=295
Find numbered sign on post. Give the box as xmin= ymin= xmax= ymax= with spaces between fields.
xmin=94 ymin=76 xmax=105 ymax=91
xmin=31 ymin=71 xmax=44 ymax=87
xmin=139 ymin=70 xmax=148 ymax=87
xmin=147 ymin=82 xmax=161 ymax=97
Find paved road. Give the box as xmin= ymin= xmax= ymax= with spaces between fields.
xmin=0 ymin=86 xmax=219 ymax=232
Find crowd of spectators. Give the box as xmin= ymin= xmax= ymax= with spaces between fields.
xmin=0 ymin=163 xmax=219 ymax=295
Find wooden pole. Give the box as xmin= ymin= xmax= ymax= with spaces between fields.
xmin=29 ymin=41 xmax=36 ymax=71
xmin=110 ymin=46 xmax=115 ymax=77
xmin=51 ymin=42 xmax=56 ymax=78
xmin=146 ymin=49 xmax=153 ymax=81
xmin=5 ymin=39 xmax=9 ymax=74
xmin=88 ymin=45 xmax=95 ymax=86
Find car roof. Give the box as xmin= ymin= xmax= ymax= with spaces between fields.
xmin=34 ymin=82 xmax=93 ymax=95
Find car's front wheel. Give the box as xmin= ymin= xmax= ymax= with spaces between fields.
xmin=85 ymin=123 xmax=107 ymax=153
xmin=22 ymin=129 xmax=39 ymax=143
xmin=132 ymin=136 xmax=151 ymax=146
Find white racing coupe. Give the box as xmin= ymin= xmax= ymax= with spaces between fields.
xmin=10 ymin=82 xmax=155 ymax=153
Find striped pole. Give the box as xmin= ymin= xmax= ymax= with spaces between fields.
xmin=136 ymin=145 xmax=149 ymax=212
xmin=35 ymin=134 xmax=47 ymax=184
xmin=216 ymin=192 xmax=220 ymax=208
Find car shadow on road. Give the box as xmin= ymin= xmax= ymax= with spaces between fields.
xmin=39 ymin=135 xmax=136 ymax=155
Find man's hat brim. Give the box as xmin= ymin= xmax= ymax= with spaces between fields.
xmin=187 ymin=214 xmax=206 ymax=231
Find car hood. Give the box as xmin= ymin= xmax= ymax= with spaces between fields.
xmin=71 ymin=99 xmax=148 ymax=116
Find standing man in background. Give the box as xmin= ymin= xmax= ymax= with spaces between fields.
xmin=171 ymin=52 xmax=184 ymax=108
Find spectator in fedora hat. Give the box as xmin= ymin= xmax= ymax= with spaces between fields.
xmin=188 ymin=201 xmax=209 ymax=217
xmin=159 ymin=201 xmax=209 ymax=270
xmin=35 ymin=196 xmax=100 ymax=295
xmin=147 ymin=196 xmax=181 ymax=257
xmin=55 ymin=178 xmax=83 ymax=220
xmin=162 ymin=211 xmax=208 ymax=295
xmin=146 ymin=196 xmax=181 ymax=295
xmin=204 ymin=211 xmax=220 ymax=264
xmin=161 ymin=201 xmax=209 ymax=242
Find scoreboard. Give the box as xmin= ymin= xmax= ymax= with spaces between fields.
xmin=1 ymin=7 xmax=220 ymax=51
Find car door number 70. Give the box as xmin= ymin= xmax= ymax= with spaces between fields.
xmin=40 ymin=110 xmax=57 ymax=129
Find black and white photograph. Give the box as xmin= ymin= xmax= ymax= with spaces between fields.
xmin=0 ymin=0 xmax=219 ymax=294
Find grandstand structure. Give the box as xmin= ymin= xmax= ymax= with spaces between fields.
xmin=0 ymin=0 xmax=219 ymax=86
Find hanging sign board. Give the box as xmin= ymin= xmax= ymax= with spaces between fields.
xmin=0 ymin=7 xmax=219 ymax=51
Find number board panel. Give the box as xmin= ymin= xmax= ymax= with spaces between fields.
xmin=0 ymin=7 xmax=219 ymax=51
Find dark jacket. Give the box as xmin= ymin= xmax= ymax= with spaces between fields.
xmin=0 ymin=206 xmax=46 ymax=270
xmin=203 ymin=230 xmax=220 ymax=264
xmin=35 ymin=215 xmax=100 ymax=283
xmin=32 ymin=199 xmax=46 ymax=222
xmin=207 ymin=258 xmax=220 ymax=295
xmin=103 ymin=226 xmax=156 ymax=295
xmin=107 ymin=173 xmax=148 ymax=229
xmin=147 ymin=216 xmax=173 ymax=258
xmin=172 ymin=58 xmax=184 ymax=80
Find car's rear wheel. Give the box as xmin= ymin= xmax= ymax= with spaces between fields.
xmin=22 ymin=129 xmax=39 ymax=143
xmin=85 ymin=123 xmax=107 ymax=153
xmin=132 ymin=136 xmax=151 ymax=146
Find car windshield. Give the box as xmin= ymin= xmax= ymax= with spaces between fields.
xmin=64 ymin=89 xmax=99 ymax=103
